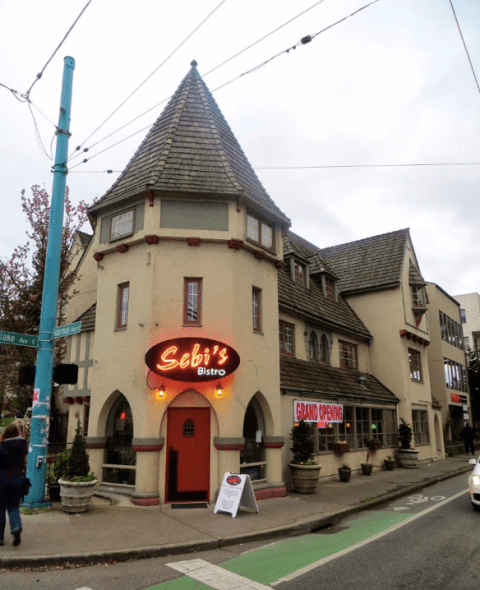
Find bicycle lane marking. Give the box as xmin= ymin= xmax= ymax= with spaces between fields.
xmin=272 ymin=488 xmax=469 ymax=586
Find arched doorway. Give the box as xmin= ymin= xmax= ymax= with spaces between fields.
xmin=240 ymin=397 xmax=266 ymax=481
xmin=104 ymin=394 xmax=136 ymax=488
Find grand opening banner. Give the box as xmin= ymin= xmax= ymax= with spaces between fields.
xmin=294 ymin=400 xmax=343 ymax=423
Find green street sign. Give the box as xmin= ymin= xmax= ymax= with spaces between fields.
xmin=0 ymin=330 xmax=38 ymax=348
xmin=52 ymin=321 xmax=81 ymax=339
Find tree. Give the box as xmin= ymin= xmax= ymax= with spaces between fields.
xmin=0 ymin=185 xmax=91 ymax=414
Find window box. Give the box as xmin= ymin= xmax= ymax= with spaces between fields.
xmin=369 ymin=441 xmax=383 ymax=451
xmin=332 ymin=442 xmax=350 ymax=454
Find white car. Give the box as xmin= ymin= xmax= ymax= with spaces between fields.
xmin=469 ymin=456 xmax=480 ymax=511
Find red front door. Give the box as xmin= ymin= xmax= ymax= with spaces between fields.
xmin=166 ymin=407 xmax=210 ymax=502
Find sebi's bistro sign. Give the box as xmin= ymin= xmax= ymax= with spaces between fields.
xmin=294 ymin=400 xmax=343 ymax=423
xmin=145 ymin=337 xmax=240 ymax=382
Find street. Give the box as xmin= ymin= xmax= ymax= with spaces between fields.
xmin=1 ymin=472 xmax=478 ymax=590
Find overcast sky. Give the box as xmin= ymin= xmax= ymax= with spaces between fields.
xmin=1 ymin=0 xmax=480 ymax=297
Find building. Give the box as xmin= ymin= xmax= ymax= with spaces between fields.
xmin=454 ymin=293 xmax=480 ymax=354
xmin=61 ymin=63 xmax=444 ymax=505
xmin=425 ymin=283 xmax=471 ymax=439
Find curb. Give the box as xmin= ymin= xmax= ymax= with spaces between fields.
xmin=0 ymin=466 xmax=471 ymax=569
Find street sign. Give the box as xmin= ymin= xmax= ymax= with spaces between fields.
xmin=52 ymin=321 xmax=81 ymax=339
xmin=0 ymin=330 xmax=38 ymax=348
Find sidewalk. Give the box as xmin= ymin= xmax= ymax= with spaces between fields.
xmin=0 ymin=455 xmax=474 ymax=569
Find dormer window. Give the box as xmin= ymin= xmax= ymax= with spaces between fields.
xmin=308 ymin=331 xmax=318 ymax=360
xmin=411 ymin=285 xmax=426 ymax=309
xmin=110 ymin=208 xmax=134 ymax=240
xmin=294 ymin=262 xmax=306 ymax=287
xmin=325 ymin=277 xmax=335 ymax=301
xmin=247 ymin=213 xmax=274 ymax=250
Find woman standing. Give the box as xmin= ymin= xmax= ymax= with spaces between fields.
xmin=0 ymin=423 xmax=28 ymax=547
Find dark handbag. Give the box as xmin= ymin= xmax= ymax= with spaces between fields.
xmin=22 ymin=476 xmax=32 ymax=498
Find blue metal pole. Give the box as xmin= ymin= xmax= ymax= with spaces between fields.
xmin=23 ymin=56 xmax=75 ymax=507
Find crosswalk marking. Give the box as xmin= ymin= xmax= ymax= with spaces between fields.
xmin=167 ymin=558 xmax=271 ymax=590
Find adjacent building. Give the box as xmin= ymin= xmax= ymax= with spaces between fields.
xmin=454 ymin=293 xmax=480 ymax=354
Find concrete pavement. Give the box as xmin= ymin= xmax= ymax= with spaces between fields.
xmin=0 ymin=455 xmax=474 ymax=569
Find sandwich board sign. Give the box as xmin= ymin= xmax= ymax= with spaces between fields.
xmin=214 ymin=472 xmax=259 ymax=518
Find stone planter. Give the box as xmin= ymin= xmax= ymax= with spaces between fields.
xmin=288 ymin=463 xmax=321 ymax=494
xmin=397 ymin=448 xmax=419 ymax=469
xmin=360 ymin=463 xmax=373 ymax=476
xmin=58 ymin=479 xmax=98 ymax=513
xmin=338 ymin=467 xmax=352 ymax=482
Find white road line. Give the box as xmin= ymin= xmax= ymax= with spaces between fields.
xmin=272 ymin=489 xmax=469 ymax=586
xmin=167 ymin=558 xmax=271 ymax=590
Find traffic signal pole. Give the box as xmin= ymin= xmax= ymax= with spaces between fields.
xmin=23 ymin=56 xmax=75 ymax=506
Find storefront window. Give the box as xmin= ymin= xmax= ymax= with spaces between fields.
xmin=384 ymin=409 xmax=397 ymax=447
xmin=104 ymin=394 xmax=136 ymax=486
xmin=371 ymin=409 xmax=383 ymax=441
xmin=317 ymin=422 xmax=336 ymax=451
xmin=412 ymin=409 xmax=430 ymax=444
xmin=337 ymin=406 xmax=354 ymax=447
xmin=240 ymin=399 xmax=266 ymax=481
xmin=356 ymin=407 xmax=370 ymax=448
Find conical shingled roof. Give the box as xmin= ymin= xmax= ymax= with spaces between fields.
xmin=89 ymin=62 xmax=290 ymax=225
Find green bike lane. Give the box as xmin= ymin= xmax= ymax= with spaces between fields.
xmin=142 ymin=510 xmax=413 ymax=590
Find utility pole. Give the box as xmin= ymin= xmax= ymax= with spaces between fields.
xmin=23 ymin=56 xmax=75 ymax=506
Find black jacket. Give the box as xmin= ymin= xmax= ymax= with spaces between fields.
xmin=0 ymin=436 xmax=28 ymax=483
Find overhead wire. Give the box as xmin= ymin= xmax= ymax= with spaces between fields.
xmin=70 ymin=0 xmax=383 ymax=171
xmin=69 ymin=0 xmax=229 ymax=159
xmin=68 ymin=0 xmax=328 ymax=162
xmin=255 ymin=162 xmax=480 ymax=170
xmin=448 ymin=0 xmax=480 ymax=96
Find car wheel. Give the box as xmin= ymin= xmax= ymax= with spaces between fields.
xmin=471 ymin=502 xmax=480 ymax=512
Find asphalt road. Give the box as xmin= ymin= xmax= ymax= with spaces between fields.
xmin=1 ymin=472 xmax=477 ymax=590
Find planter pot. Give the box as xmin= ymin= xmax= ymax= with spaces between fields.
xmin=333 ymin=443 xmax=350 ymax=454
xmin=288 ymin=463 xmax=321 ymax=494
xmin=397 ymin=448 xmax=419 ymax=469
xmin=58 ymin=479 xmax=98 ymax=513
xmin=360 ymin=463 xmax=373 ymax=476
xmin=384 ymin=460 xmax=395 ymax=471
xmin=369 ymin=441 xmax=383 ymax=451
xmin=338 ymin=467 xmax=352 ymax=482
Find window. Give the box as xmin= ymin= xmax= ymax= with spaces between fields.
xmin=279 ymin=321 xmax=294 ymax=355
xmin=439 ymin=311 xmax=463 ymax=350
xmin=117 ymin=283 xmax=129 ymax=329
xmin=252 ymin=288 xmax=261 ymax=332
xmin=408 ymin=348 xmax=422 ymax=381
xmin=460 ymin=308 xmax=467 ymax=324
xmin=412 ymin=409 xmax=430 ymax=444
xmin=355 ymin=407 xmax=370 ymax=448
xmin=294 ymin=262 xmax=306 ymax=287
xmin=464 ymin=336 xmax=470 ymax=350
xmin=325 ymin=277 xmax=335 ymax=301
xmin=384 ymin=409 xmax=397 ymax=447
xmin=444 ymin=358 xmax=468 ymax=392
xmin=183 ymin=419 xmax=194 ymax=437
xmin=320 ymin=335 xmax=329 ymax=364
xmin=110 ymin=209 xmax=134 ymax=240
xmin=339 ymin=340 xmax=358 ymax=369
xmin=247 ymin=213 xmax=274 ymax=250
xmin=308 ymin=332 xmax=318 ymax=360
xmin=411 ymin=285 xmax=426 ymax=309
xmin=184 ymin=278 xmax=202 ymax=325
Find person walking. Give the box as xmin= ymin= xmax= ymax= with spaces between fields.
xmin=460 ymin=423 xmax=476 ymax=456
xmin=0 ymin=423 xmax=28 ymax=547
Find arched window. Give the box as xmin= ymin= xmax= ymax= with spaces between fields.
xmin=320 ymin=335 xmax=329 ymax=364
xmin=104 ymin=394 xmax=136 ymax=487
xmin=183 ymin=419 xmax=194 ymax=437
xmin=308 ymin=331 xmax=318 ymax=361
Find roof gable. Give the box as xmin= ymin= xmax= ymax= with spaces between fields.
xmin=89 ymin=62 xmax=289 ymax=225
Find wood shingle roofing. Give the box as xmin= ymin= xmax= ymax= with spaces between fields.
xmin=280 ymin=356 xmax=398 ymax=404
xmin=320 ymin=228 xmax=412 ymax=295
xmin=74 ymin=303 xmax=96 ymax=332
xmin=280 ymin=233 xmax=371 ymax=340
xmin=89 ymin=62 xmax=290 ymax=225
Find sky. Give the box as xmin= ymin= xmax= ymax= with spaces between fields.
xmin=1 ymin=0 xmax=480 ymax=297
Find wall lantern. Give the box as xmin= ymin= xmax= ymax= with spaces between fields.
xmin=155 ymin=384 xmax=166 ymax=401
xmin=215 ymin=383 xmax=223 ymax=399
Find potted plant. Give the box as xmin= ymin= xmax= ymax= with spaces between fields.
xmin=384 ymin=456 xmax=396 ymax=471
xmin=288 ymin=420 xmax=321 ymax=493
xmin=361 ymin=451 xmax=373 ymax=475
xmin=58 ymin=421 xmax=98 ymax=513
xmin=46 ymin=449 xmax=71 ymax=502
xmin=338 ymin=464 xmax=352 ymax=482
xmin=397 ymin=418 xmax=419 ymax=468
xmin=332 ymin=440 xmax=350 ymax=454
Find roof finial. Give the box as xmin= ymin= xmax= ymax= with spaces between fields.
xmin=190 ymin=59 xmax=198 ymax=68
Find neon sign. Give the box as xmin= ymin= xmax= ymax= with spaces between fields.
xmin=145 ymin=337 xmax=240 ymax=382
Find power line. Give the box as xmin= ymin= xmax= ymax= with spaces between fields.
xmin=25 ymin=0 xmax=94 ymax=99
xmin=212 ymin=0 xmax=381 ymax=93
xmin=69 ymin=0 xmax=329 ymax=162
xmin=69 ymin=0 xmax=383 ymax=170
xmin=448 ymin=0 xmax=480 ymax=96
xmin=70 ymin=0 xmax=229 ymax=158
